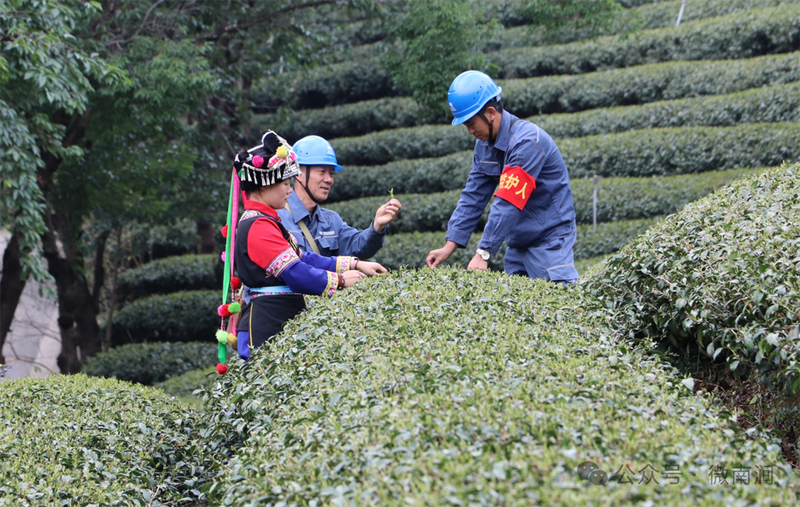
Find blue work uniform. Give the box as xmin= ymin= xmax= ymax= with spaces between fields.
xmin=277 ymin=191 xmax=386 ymax=258
xmin=445 ymin=110 xmax=579 ymax=283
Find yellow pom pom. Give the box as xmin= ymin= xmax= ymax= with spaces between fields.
xmin=227 ymin=333 xmax=237 ymax=346
xmin=276 ymin=146 xmax=288 ymax=159
xmin=216 ymin=329 xmax=228 ymax=345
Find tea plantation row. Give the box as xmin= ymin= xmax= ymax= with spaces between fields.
xmin=328 ymin=123 xmax=800 ymax=201
xmin=253 ymin=5 xmax=800 ymax=111
xmin=327 ymin=168 xmax=761 ymax=233
xmin=257 ymin=52 xmax=800 ymax=141
xmin=329 ymin=82 xmax=800 ymax=166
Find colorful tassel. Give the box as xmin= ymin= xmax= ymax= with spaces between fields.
xmin=216 ymin=363 xmax=228 ymax=375
xmin=231 ymin=276 xmax=241 ymax=291
xmin=218 ymin=304 xmax=232 ymax=318
xmin=221 ymin=251 xmax=225 ymax=262
xmin=228 ymin=302 xmax=241 ymax=314
xmin=216 ymin=329 xmax=229 ymax=345
xmin=227 ymin=333 xmax=237 ymax=346
xmin=221 ymin=224 xmax=228 ymax=238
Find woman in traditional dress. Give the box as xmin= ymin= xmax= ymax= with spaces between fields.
xmin=234 ymin=131 xmax=387 ymax=358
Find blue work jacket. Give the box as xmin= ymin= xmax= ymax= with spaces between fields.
xmin=277 ymin=191 xmax=385 ymax=258
xmin=446 ymin=110 xmax=577 ymax=254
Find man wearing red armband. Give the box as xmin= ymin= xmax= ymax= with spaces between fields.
xmin=426 ymin=70 xmax=578 ymax=284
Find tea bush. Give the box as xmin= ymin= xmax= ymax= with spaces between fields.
xmin=327 ymin=168 xmax=760 ymax=233
xmin=258 ymin=52 xmax=800 ymax=141
xmin=371 ymin=218 xmax=658 ymax=270
xmin=253 ymin=9 xmax=800 ymax=113
xmin=586 ymin=163 xmax=800 ymax=392
xmin=494 ymin=5 xmax=800 ymax=79
xmin=329 ymin=123 xmax=800 ymax=201
xmin=0 ymin=375 xmax=211 ymax=506
xmin=111 ymin=290 xmax=218 ymax=345
xmin=155 ymin=366 xmax=218 ymax=401
xmin=491 ymin=0 xmax=800 ymax=50
xmin=199 ymin=269 xmax=796 ymax=505
xmin=332 ymin=83 xmax=800 ymax=166
xmin=117 ymin=254 xmax=218 ymax=301
xmin=82 ymin=341 xmax=220 ymax=385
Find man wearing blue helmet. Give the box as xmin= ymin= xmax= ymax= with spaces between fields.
xmin=426 ymin=70 xmax=578 ymax=284
xmin=278 ymin=135 xmax=402 ymax=261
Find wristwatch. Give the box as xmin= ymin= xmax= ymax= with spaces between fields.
xmin=476 ymin=248 xmax=491 ymax=261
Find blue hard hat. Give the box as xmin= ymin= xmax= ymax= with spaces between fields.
xmin=292 ymin=135 xmax=342 ymax=172
xmin=447 ymin=70 xmax=503 ymax=126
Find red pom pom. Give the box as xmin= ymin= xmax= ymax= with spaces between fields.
xmin=216 ymin=363 xmax=228 ymax=375
xmin=230 ymin=276 xmax=242 ymax=290
xmin=218 ymin=304 xmax=232 ymax=318
xmin=252 ymin=155 xmax=264 ymax=168
xmin=220 ymin=225 xmax=228 ymax=238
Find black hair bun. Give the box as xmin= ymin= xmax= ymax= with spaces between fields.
xmin=261 ymin=131 xmax=281 ymax=154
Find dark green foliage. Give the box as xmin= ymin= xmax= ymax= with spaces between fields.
xmin=268 ymin=52 xmax=800 ymax=142
xmin=252 ymin=97 xmax=423 ymax=144
xmin=253 ymin=7 xmax=800 ymax=116
xmin=199 ymin=268 xmax=793 ymax=504
xmin=586 ymin=164 xmax=800 ymax=392
xmin=370 ymin=218 xmax=657 ymax=270
xmin=332 ymin=82 xmax=800 ymax=166
xmin=492 ymin=0 xmax=800 ymax=50
xmin=534 ymin=82 xmax=800 ymax=139
xmin=329 ymin=123 xmax=800 ymax=201
xmin=0 ymin=375 xmax=211 ymax=506
xmin=388 ymin=0 xmax=488 ymax=115
xmin=82 ymin=342 xmax=220 ymax=385
xmin=155 ymin=366 xmax=218 ymax=400
xmin=327 ymin=168 xmax=760 ymax=233
xmin=251 ymin=58 xmax=404 ymax=112
xmin=494 ymin=5 xmax=800 ymax=79
xmin=333 ymin=124 xmax=474 ymax=166
xmin=111 ymin=290 xmax=219 ymax=345
xmin=562 ymin=123 xmax=800 ymax=179
xmin=117 ymin=254 xmax=219 ymax=300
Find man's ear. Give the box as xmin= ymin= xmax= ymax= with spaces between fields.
xmin=485 ymin=106 xmax=498 ymax=123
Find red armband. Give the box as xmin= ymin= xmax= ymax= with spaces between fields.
xmin=493 ymin=166 xmax=536 ymax=210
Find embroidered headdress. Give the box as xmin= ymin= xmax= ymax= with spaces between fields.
xmin=234 ymin=131 xmax=300 ymax=188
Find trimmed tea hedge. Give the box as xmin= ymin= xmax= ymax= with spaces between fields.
xmin=251 ymin=58 xmax=404 ymax=112
xmin=327 ymin=168 xmax=760 ymax=233
xmin=0 ymin=375 xmax=211 ymax=506
xmin=254 ymin=7 xmax=800 ymax=114
xmin=82 ymin=341 xmax=220 ymax=385
xmin=494 ymin=5 xmax=800 ymax=79
xmin=155 ymin=366 xmax=218 ymax=401
xmin=200 ymin=268 xmax=795 ymax=505
xmin=268 ymin=52 xmax=800 ymax=142
xmin=534 ymin=82 xmax=800 ymax=139
xmin=586 ymin=163 xmax=800 ymax=392
xmin=370 ymin=218 xmax=658 ymax=270
xmin=332 ymin=82 xmax=800 ymax=166
xmin=117 ymin=254 xmax=219 ymax=300
xmin=329 ymin=123 xmax=800 ymax=201
xmin=253 ymin=97 xmax=423 ymax=144
xmin=111 ymin=290 xmax=219 ymax=345
xmin=491 ymin=0 xmax=800 ymax=50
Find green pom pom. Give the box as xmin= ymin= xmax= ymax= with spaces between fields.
xmin=228 ymin=302 xmax=241 ymax=314
xmin=216 ymin=329 xmax=229 ymax=345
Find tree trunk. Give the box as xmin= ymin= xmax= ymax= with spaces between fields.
xmin=41 ymin=213 xmax=107 ymax=374
xmin=0 ymin=232 xmax=26 ymax=364
xmin=196 ymin=218 xmax=217 ymax=254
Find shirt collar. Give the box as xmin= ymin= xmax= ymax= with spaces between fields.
xmin=243 ymin=197 xmax=279 ymax=219
xmin=287 ymin=191 xmax=312 ymax=222
xmin=490 ymin=110 xmax=515 ymax=153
